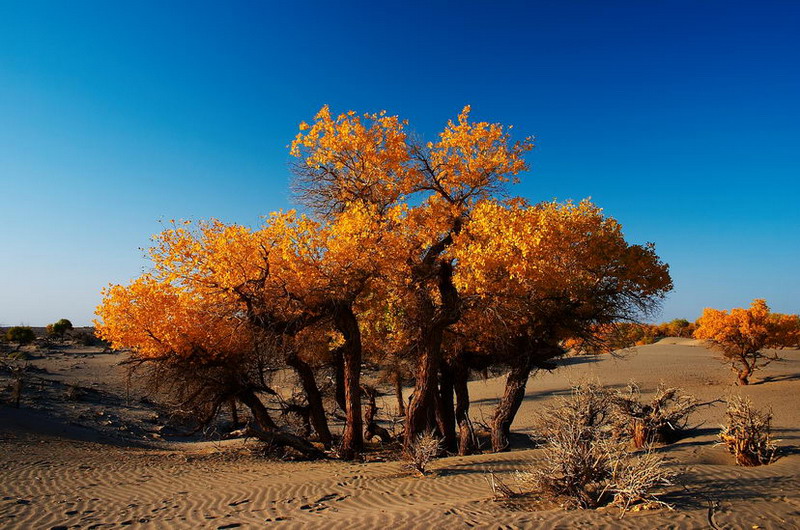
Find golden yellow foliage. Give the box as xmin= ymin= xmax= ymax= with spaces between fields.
xmin=694 ymin=299 xmax=800 ymax=384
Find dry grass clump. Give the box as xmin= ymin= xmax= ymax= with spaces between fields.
xmin=719 ymin=395 xmax=778 ymax=466
xmin=613 ymin=382 xmax=699 ymax=448
xmin=484 ymin=469 xmax=519 ymax=500
xmin=522 ymin=382 xmax=676 ymax=514
xmin=607 ymin=449 xmax=677 ymax=513
xmin=405 ymin=430 xmax=442 ymax=476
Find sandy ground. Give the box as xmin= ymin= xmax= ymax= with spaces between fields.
xmin=2 ymin=338 xmax=799 ymax=529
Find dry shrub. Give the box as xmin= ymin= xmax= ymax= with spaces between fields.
xmin=484 ymin=469 xmax=519 ymax=500
xmin=607 ymin=450 xmax=677 ymax=513
xmin=613 ymin=382 xmax=698 ymax=448
xmin=405 ymin=430 xmax=442 ymax=476
xmin=65 ymin=383 xmax=85 ymax=402
xmin=523 ymin=382 xmax=676 ymax=514
xmin=719 ymin=395 xmax=778 ymax=466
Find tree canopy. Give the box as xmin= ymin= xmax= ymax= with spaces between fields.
xmin=96 ymin=106 xmax=672 ymax=459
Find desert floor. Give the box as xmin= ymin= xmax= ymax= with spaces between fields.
xmin=2 ymin=338 xmax=799 ymax=529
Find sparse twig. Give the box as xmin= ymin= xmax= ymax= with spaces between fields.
xmin=718 ymin=395 xmax=778 ymax=466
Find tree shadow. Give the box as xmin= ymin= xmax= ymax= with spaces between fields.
xmin=669 ymin=472 xmax=800 ymax=509
xmin=653 ymin=426 xmax=720 ymax=450
xmin=553 ymin=355 xmax=603 ymax=367
xmin=755 ymin=372 xmax=800 ymax=384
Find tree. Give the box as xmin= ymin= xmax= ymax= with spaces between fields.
xmin=5 ymin=326 xmax=35 ymax=346
xmin=47 ymin=318 xmax=73 ymax=339
xmin=96 ymin=104 xmax=673 ymax=461
xmin=290 ymin=105 xmax=534 ymax=451
xmin=694 ymin=299 xmax=800 ymax=385
xmin=450 ymin=200 xmax=672 ymax=451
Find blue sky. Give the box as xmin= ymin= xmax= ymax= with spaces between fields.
xmin=1 ymin=1 xmax=798 ymax=326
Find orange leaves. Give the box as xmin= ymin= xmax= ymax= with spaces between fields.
xmin=94 ymin=276 xmax=251 ymax=362
xmin=426 ymin=106 xmax=533 ymax=206
xmin=453 ymin=199 xmax=670 ymax=301
xmin=450 ymin=198 xmax=672 ymax=349
xmin=290 ymin=105 xmax=533 ymax=223
xmin=291 ymin=105 xmax=413 ymax=214
xmin=694 ymin=299 xmax=800 ymax=355
xmin=95 ymin=104 xmax=676 ymax=380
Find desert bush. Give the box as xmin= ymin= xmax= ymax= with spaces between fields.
xmin=719 ymin=395 xmax=778 ymax=466
xmin=5 ymin=326 xmax=35 ymax=345
xmin=521 ymin=382 xmax=675 ymax=513
xmin=65 ymin=383 xmax=85 ymax=401
xmin=46 ymin=318 xmax=73 ymax=339
xmin=606 ymin=449 xmax=677 ymax=513
xmin=484 ymin=469 xmax=519 ymax=499
xmin=405 ymin=430 xmax=442 ymax=476
xmin=613 ymin=382 xmax=699 ymax=448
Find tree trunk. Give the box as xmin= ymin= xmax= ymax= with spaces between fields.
xmin=237 ymin=388 xmax=278 ymax=430
xmin=236 ymin=388 xmax=324 ymax=458
xmin=452 ymin=361 xmax=474 ymax=456
xmin=738 ymin=361 xmax=752 ymax=386
xmin=404 ymin=260 xmax=461 ymax=450
xmin=438 ymin=362 xmax=457 ymax=453
xmin=333 ymin=303 xmax=363 ymax=460
xmin=394 ymin=372 xmax=405 ymax=417
xmin=405 ymin=330 xmax=442 ymax=449
xmin=491 ymin=353 xmax=532 ymax=452
xmin=12 ymin=372 xmax=23 ymax=408
xmin=286 ymin=352 xmax=333 ymax=448
xmin=230 ymin=397 xmax=240 ymax=427
xmin=362 ymin=385 xmax=393 ymax=443
xmin=632 ymin=419 xmax=647 ymax=449
xmin=332 ymin=346 xmax=347 ymax=412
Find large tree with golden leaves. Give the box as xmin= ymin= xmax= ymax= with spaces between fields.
xmin=97 ymin=105 xmax=673 ymax=459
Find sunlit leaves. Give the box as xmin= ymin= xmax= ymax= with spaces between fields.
xmin=694 ymin=299 xmax=800 ymax=356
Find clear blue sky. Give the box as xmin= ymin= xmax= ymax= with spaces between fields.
xmin=1 ymin=1 xmax=798 ymax=326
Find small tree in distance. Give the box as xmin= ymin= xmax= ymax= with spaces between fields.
xmin=47 ymin=318 xmax=73 ymax=339
xmin=694 ymin=299 xmax=800 ymax=385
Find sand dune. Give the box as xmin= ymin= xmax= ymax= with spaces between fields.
xmin=2 ymin=340 xmax=799 ymax=528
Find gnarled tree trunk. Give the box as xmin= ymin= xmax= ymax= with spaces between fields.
xmin=362 ymin=385 xmax=393 ymax=443
xmin=405 ymin=328 xmax=444 ymax=448
xmin=491 ymin=341 xmax=564 ymax=452
xmin=404 ymin=260 xmax=461 ymax=450
xmin=438 ymin=362 xmax=457 ymax=453
xmin=394 ymin=372 xmax=405 ymax=417
xmin=491 ymin=352 xmax=532 ymax=452
xmin=332 ymin=303 xmax=363 ymax=460
xmin=286 ymin=352 xmax=333 ymax=448
xmin=236 ymin=388 xmax=324 ymax=458
xmin=452 ymin=359 xmax=474 ymax=455
xmin=737 ymin=355 xmax=754 ymax=385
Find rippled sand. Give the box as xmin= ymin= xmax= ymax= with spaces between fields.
xmin=2 ymin=339 xmax=799 ymax=529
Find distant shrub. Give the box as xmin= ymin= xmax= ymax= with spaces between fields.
xmin=613 ymin=382 xmax=699 ymax=448
xmin=5 ymin=326 xmax=35 ymax=345
xmin=47 ymin=318 xmax=73 ymax=339
xmin=719 ymin=395 xmax=778 ymax=466
xmin=565 ymin=319 xmax=697 ymax=354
